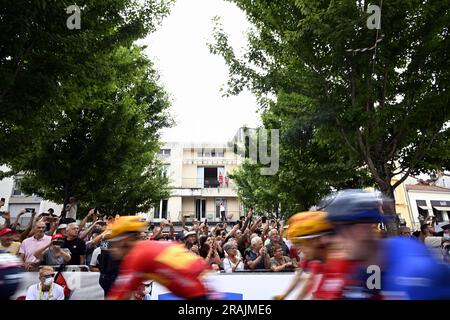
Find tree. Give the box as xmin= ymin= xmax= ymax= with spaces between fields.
xmin=0 ymin=0 xmax=173 ymax=166
xmin=16 ymin=45 xmax=171 ymax=215
xmin=211 ymin=0 xmax=450 ymax=229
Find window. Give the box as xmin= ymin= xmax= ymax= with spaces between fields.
xmin=197 ymin=149 xmax=224 ymax=157
xmin=195 ymin=199 xmax=206 ymax=220
xmin=158 ymin=149 xmax=171 ymax=156
xmin=154 ymin=199 xmax=168 ymax=219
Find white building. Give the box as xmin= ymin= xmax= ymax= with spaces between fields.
xmin=150 ymin=141 xmax=244 ymax=223
xmin=0 ymin=166 xmax=62 ymax=227
xmin=403 ymin=184 xmax=450 ymax=230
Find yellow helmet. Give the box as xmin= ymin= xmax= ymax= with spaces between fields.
xmin=286 ymin=211 xmax=333 ymax=243
xmin=105 ymin=216 xmax=149 ymax=241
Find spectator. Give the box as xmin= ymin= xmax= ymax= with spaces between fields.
xmin=134 ymin=282 xmax=152 ymax=300
xmin=89 ymin=231 xmax=110 ymax=272
xmin=442 ymin=223 xmax=450 ymax=263
xmin=25 ymin=266 xmax=65 ymax=300
xmin=18 ymin=220 xmax=51 ymax=271
xmin=218 ymin=172 xmax=224 ymax=188
xmin=245 ymin=236 xmax=270 ymax=270
xmin=96 ymin=241 xmax=121 ymax=296
xmin=270 ymin=245 xmax=295 ymax=272
xmin=34 ymin=234 xmax=71 ymax=267
xmin=56 ymin=224 xmax=67 ymax=237
xmin=0 ymin=228 xmax=21 ymax=254
xmin=220 ymin=202 xmax=227 ymax=222
xmin=419 ymin=223 xmax=434 ymax=242
xmin=399 ymin=226 xmax=412 ymax=237
xmin=63 ymin=222 xmax=86 ymax=265
xmin=183 ymin=230 xmax=197 ymax=250
xmin=225 ymin=174 xmax=230 ymax=188
xmin=223 ymin=238 xmax=242 ymax=259
xmin=222 ymin=242 xmax=244 ymax=273
xmin=200 ymin=236 xmax=221 ymax=269
xmin=64 ymin=196 xmax=78 ymax=221
xmin=265 ymin=229 xmax=289 ymax=257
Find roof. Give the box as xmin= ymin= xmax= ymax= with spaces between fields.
xmin=406 ymin=184 xmax=450 ymax=192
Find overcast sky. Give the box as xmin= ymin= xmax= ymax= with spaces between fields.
xmin=143 ymin=0 xmax=261 ymax=143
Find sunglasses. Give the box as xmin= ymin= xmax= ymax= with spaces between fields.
xmin=43 ymin=274 xmax=55 ymax=279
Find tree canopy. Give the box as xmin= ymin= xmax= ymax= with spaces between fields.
xmin=211 ymin=0 xmax=449 ymax=220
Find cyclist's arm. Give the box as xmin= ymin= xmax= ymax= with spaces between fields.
xmin=107 ymin=272 xmax=144 ymax=300
xmin=295 ymin=272 xmax=312 ymax=300
xmin=274 ymin=269 xmax=303 ymax=299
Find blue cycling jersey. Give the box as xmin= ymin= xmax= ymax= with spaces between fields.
xmin=381 ymin=237 xmax=450 ymax=300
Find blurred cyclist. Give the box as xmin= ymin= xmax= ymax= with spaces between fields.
xmin=0 ymin=250 xmax=23 ymax=300
xmin=318 ymin=189 xmax=450 ymax=300
xmin=105 ymin=216 xmax=212 ymax=300
xmin=273 ymin=211 xmax=333 ymax=300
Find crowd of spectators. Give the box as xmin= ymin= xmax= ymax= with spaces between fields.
xmin=2 ymin=197 xmax=449 ymax=300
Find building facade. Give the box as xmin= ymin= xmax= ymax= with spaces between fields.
xmin=150 ymin=142 xmax=243 ymax=223
xmin=392 ymin=177 xmax=450 ymax=230
xmin=0 ymin=166 xmax=62 ymax=227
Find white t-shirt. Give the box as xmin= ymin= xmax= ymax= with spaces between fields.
xmin=90 ymin=247 xmax=102 ymax=267
xmin=220 ymin=205 xmax=225 ymax=212
xmin=25 ymin=283 xmax=65 ymax=300
xmin=65 ymin=203 xmax=78 ymax=220
xmin=222 ymin=257 xmax=244 ymax=273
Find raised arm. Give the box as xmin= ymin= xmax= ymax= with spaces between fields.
xmin=0 ymin=211 xmax=11 ymax=229
xmin=223 ymin=224 xmax=239 ymax=243
xmin=240 ymin=209 xmax=253 ymax=232
xmin=20 ymin=212 xmax=37 ymax=242
xmin=79 ymin=209 xmax=95 ymax=232
xmin=10 ymin=210 xmax=26 ymax=230
xmin=79 ymin=217 xmax=100 ymax=241
xmin=167 ymin=220 xmax=175 ymax=240
xmin=33 ymin=242 xmax=52 ymax=261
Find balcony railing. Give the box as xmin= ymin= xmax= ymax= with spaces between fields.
xmin=182 ymin=178 xmax=234 ymax=189
xmin=179 ymin=211 xmax=241 ymax=222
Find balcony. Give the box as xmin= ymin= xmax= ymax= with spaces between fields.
xmin=179 ymin=211 xmax=240 ymax=222
xmin=178 ymin=178 xmax=237 ymax=197
xmin=182 ymin=178 xmax=235 ymax=189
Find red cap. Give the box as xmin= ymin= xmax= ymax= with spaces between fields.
xmin=0 ymin=228 xmax=13 ymax=237
xmin=51 ymin=234 xmax=64 ymax=241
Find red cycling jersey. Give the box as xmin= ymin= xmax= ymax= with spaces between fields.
xmin=107 ymin=240 xmax=211 ymax=300
xmin=314 ymin=258 xmax=356 ymax=300
xmin=298 ymin=260 xmax=324 ymax=298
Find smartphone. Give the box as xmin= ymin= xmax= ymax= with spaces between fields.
xmin=0 ymin=198 xmax=5 ymax=203
xmin=262 ymin=216 xmax=267 ymax=224
xmin=25 ymin=208 xmax=35 ymax=213
xmin=204 ymin=218 xmax=208 ymax=224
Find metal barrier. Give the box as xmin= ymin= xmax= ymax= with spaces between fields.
xmin=44 ymin=265 xmax=90 ymax=272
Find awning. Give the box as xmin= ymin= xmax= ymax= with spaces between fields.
xmin=418 ymin=206 xmax=429 ymax=210
xmin=432 ymin=206 xmax=450 ymax=211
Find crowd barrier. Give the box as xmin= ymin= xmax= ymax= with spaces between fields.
xmin=11 ymin=270 xmax=306 ymax=300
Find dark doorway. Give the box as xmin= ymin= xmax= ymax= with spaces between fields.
xmin=204 ymin=167 xmax=218 ymax=188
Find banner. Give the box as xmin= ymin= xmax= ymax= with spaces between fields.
xmin=11 ymin=271 xmax=306 ymax=300
xmin=150 ymin=272 xmax=307 ymax=300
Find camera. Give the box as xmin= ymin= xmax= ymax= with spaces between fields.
xmin=25 ymin=208 xmax=35 ymax=213
xmin=261 ymin=216 xmax=267 ymax=224
xmin=52 ymin=240 xmax=64 ymax=247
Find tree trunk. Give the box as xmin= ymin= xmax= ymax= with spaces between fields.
xmin=378 ymin=185 xmax=399 ymax=236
